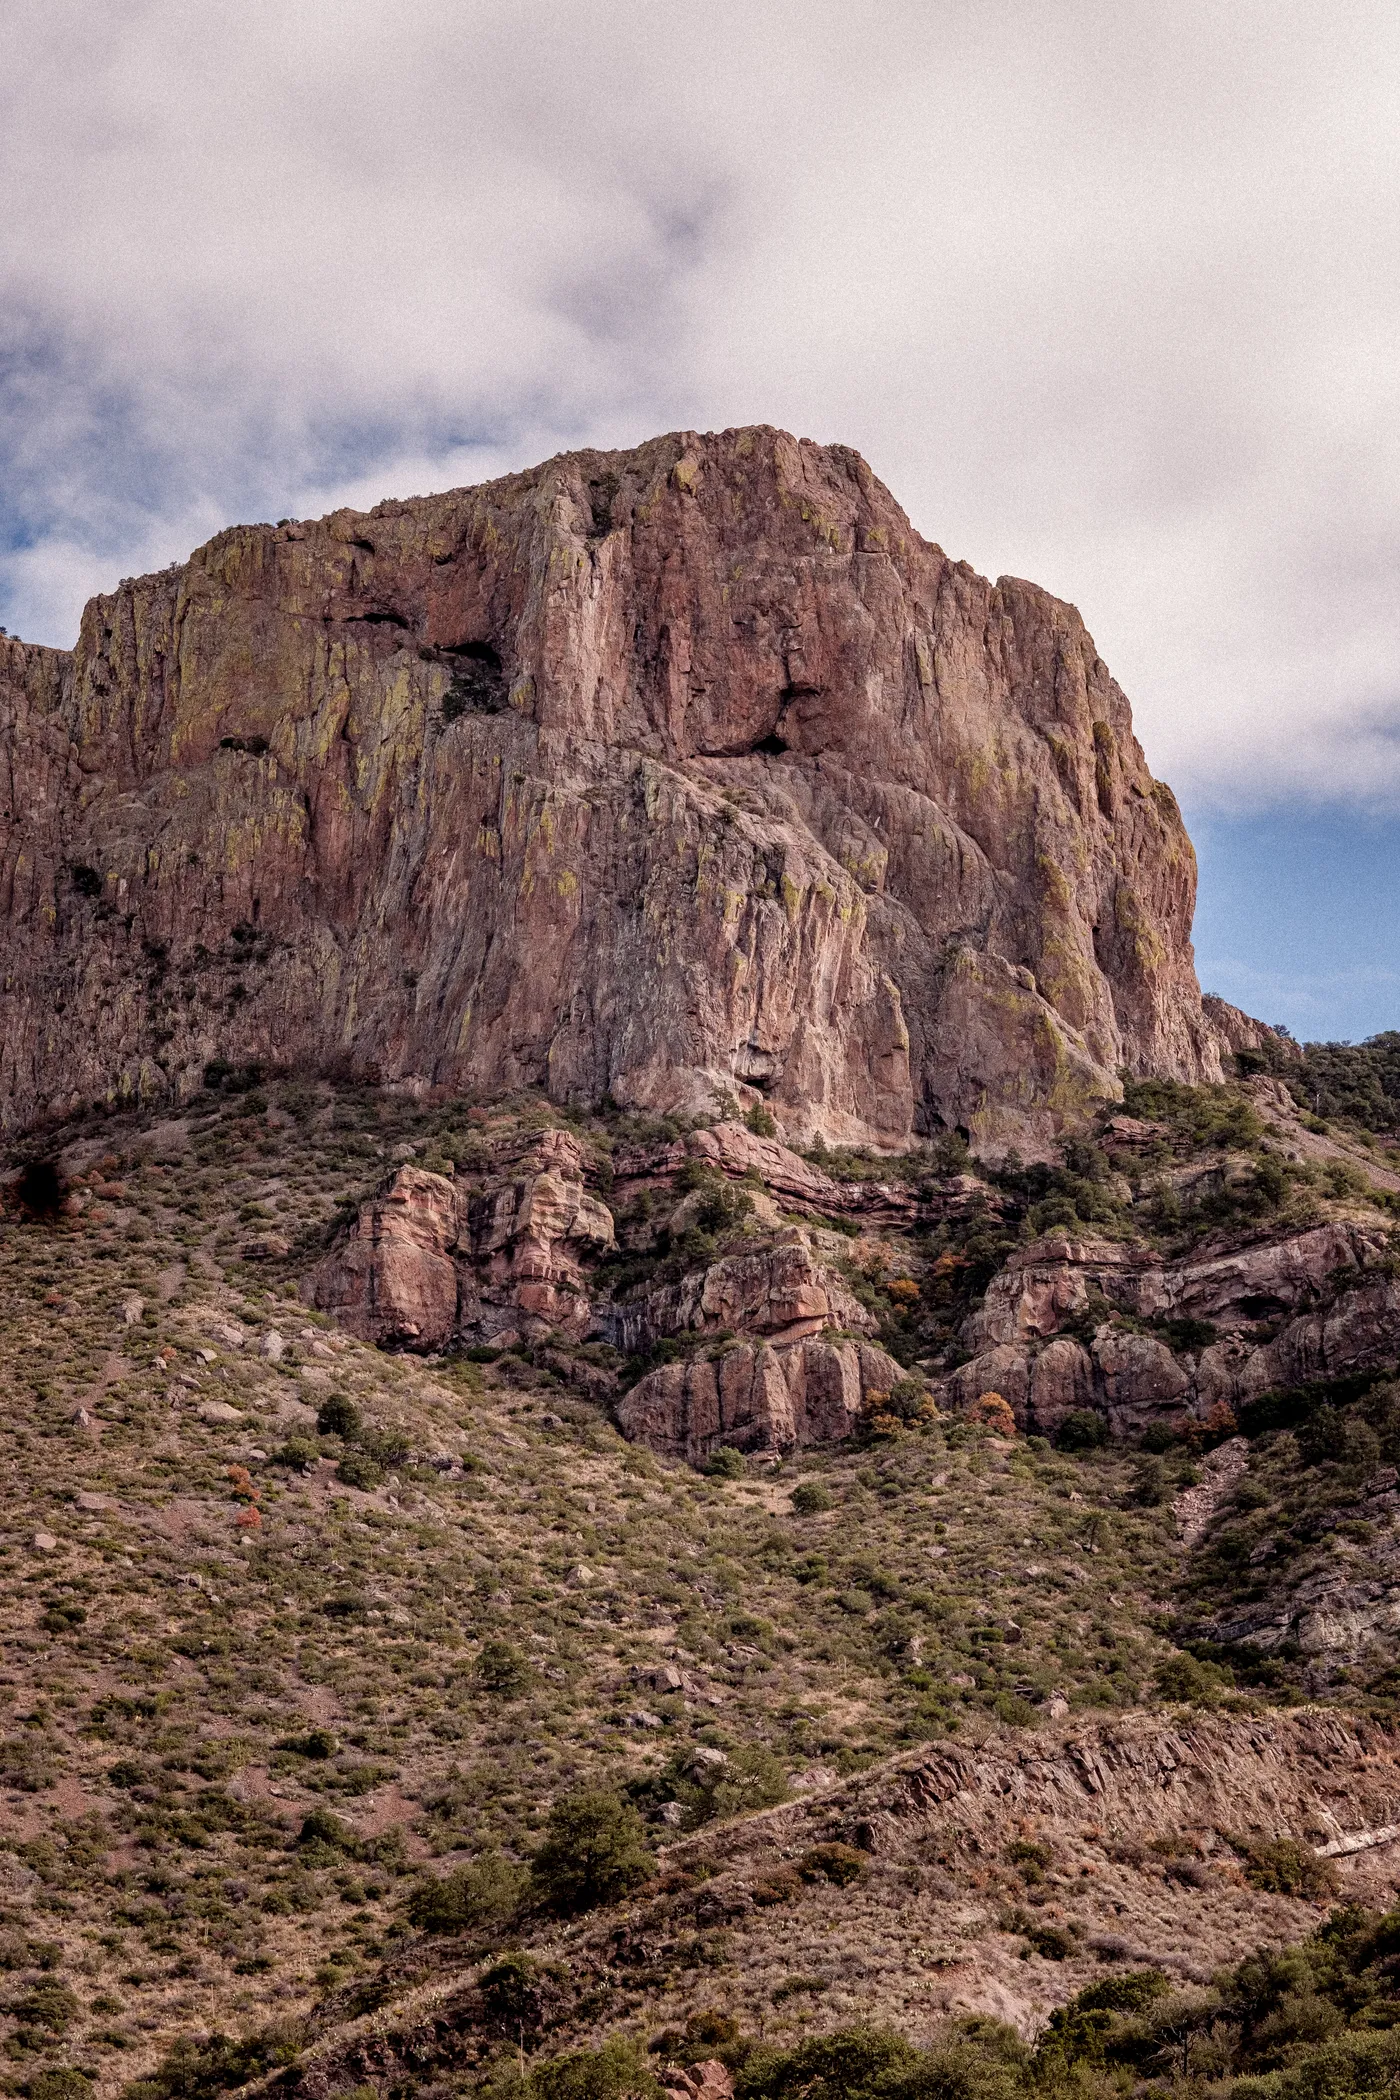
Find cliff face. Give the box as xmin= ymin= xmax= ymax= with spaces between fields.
xmin=1 ymin=426 xmax=1225 ymax=1149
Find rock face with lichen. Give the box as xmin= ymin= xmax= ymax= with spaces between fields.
xmin=1 ymin=425 xmax=1229 ymax=1152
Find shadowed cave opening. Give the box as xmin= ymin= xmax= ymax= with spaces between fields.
xmin=16 ymin=1160 xmax=65 ymax=1217
xmin=442 ymin=641 xmax=507 ymax=721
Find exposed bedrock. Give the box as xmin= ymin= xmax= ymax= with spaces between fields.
xmin=939 ymin=1219 xmax=1400 ymax=1437
xmin=2 ymin=425 xmax=1235 ymax=1152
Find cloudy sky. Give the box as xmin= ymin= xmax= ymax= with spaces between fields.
xmin=4 ymin=0 xmax=1398 ymax=1036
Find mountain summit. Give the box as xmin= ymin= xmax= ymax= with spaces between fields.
xmin=2 ymin=426 xmax=1252 ymax=1145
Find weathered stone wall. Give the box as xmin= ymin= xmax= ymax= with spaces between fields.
xmin=2 ymin=427 xmax=1228 ymax=1149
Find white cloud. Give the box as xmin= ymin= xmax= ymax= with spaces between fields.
xmin=4 ymin=0 xmax=1400 ymax=806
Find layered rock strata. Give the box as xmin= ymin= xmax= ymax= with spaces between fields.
xmin=938 ymin=1217 xmax=1400 ymax=1437
xmin=3 ymin=427 xmax=1233 ymax=1152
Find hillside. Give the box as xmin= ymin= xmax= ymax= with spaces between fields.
xmin=2 ymin=1065 xmax=1400 ymax=2098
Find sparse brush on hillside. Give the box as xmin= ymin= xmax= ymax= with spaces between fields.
xmin=464 ymin=1906 xmax=1400 ymax=2100
xmin=1 ymin=1070 xmax=1400 ymax=2096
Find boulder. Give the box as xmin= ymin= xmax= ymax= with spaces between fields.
xmin=617 ymin=1335 xmax=904 ymax=1462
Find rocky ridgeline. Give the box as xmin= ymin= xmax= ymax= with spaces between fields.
xmin=279 ymin=1706 xmax=1400 ymax=2098
xmin=3 ymin=425 xmax=1249 ymax=1153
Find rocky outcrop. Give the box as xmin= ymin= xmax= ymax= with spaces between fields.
xmin=314 ymin=1165 xmax=465 ymax=1350
xmin=310 ymin=1130 xmax=613 ymax=1348
xmin=614 ymin=1229 xmax=876 ymax=1355
xmin=1204 ymin=995 xmax=1302 ymax=1065
xmin=940 ymin=1219 xmax=1400 ymax=1436
xmin=3 ymin=427 xmax=1231 ymax=1154
xmin=616 ymin=1336 xmax=905 ymax=1463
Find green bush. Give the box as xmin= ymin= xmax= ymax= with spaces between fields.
xmin=273 ymin=1436 xmax=318 ymax=1473
xmin=1056 ymin=1410 xmax=1107 ymax=1450
xmin=798 ymin=1842 xmax=867 ymax=1887
xmin=1129 ymin=1455 xmax=1169 ymax=1506
xmin=1241 ymin=1838 xmax=1339 ymax=1899
xmin=790 ymin=1481 xmax=832 ymax=1515
xmin=477 ymin=1639 xmax=531 ymax=1697
xmin=316 ymin=1393 xmax=362 ymax=1440
xmin=703 ymin=1446 xmax=746 ymax=1478
xmin=406 ymin=1851 xmax=525 ymax=1934
xmin=119 ymin=2020 xmax=303 ymax=2100
xmin=296 ymin=1807 xmax=356 ymax=1855
xmin=336 ymin=1450 xmax=383 ymax=1490
xmin=531 ymin=2038 xmax=661 ymax=2100
xmin=1154 ymin=1653 xmax=1231 ymax=1705
xmin=478 ymin=1952 xmax=572 ymax=2037
xmin=529 ymin=1791 xmax=655 ymax=1914
xmin=6 ymin=1980 xmax=79 ymax=2033
xmin=29 ymin=2073 xmax=94 ymax=2100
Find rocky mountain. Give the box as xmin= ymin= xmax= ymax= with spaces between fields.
xmin=5 ymin=430 xmax=1400 ymax=2100
xmin=4 ymin=426 xmax=1235 ymax=1154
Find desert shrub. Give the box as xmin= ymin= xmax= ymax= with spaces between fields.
xmin=1240 ymin=1838 xmax=1339 ymax=1900
xmin=1154 ymin=1316 xmax=1218 ymax=1353
xmin=477 ymin=1639 xmax=531 ymax=1697
xmin=30 ymin=2072 xmax=94 ymax=2100
xmin=6 ymin=1980 xmax=79 ymax=2033
xmin=119 ymin=2020 xmax=303 ymax=2100
xmin=1056 ymin=1409 xmax=1107 ymax=1450
xmin=1024 ymin=1922 xmax=1077 ymax=1960
xmin=703 ymin=1446 xmax=746 ymax=1479
xmin=790 ymin=1482 xmax=832 ymax=1515
xmin=798 ymin=1842 xmax=867 ymax=1887
xmin=406 ymin=1850 xmax=525 ymax=1934
xmin=737 ymin=2023 xmax=1027 ymax=2100
xmin=993 ymin=1692 xmax=1038 ymax=1728
xmin=336 ymin=1450 xmax=383 ymax=1490
xmin=969 ymin=1391 xmax=1016 ymax=1438
xmin=273 ymin=1436 xmax=318 ymax=1472
xmin=316 ymin=1393 xmax=362 ymax=1440
xmin=478 ymin=1952 xmax=572 ymax=2037
xmin=529 ymin=1791 xmax=655 ymax=1913
xmin=1129 ymin=1455 xmax=1169 ymax=1505
xmin=529 ymin=2038 xmax=661 ymax=2100
xmin=698 ymin=1744 xmax=789 ymax=1822
xmin=752 ymin=1866 xmax=803 ymax=1907
xmin=1007 ymin=1839 xmax=1052 ymax=1883
xmin=295 ymin=1807 xmax=356 ymax=1856
xmin=277 ymin=1728 xmax=337 ymax=1760
xmin=1154 ymin=1653 xmax=1231 ymax=1705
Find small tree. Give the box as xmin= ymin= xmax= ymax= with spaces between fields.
xmin=529 ymin=1790 xmax=655 ymax=1914
xmin=477 ymin=1639 xmax=531 ymax=1698
xmin=407 ymin=1850 xmax=525 ymax=1934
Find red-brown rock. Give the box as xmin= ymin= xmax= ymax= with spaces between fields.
xmin=1 ymin=428 xmax=1239 ymax=1153
xmin=616 ymin=1336 xmax=905 ymax=1462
